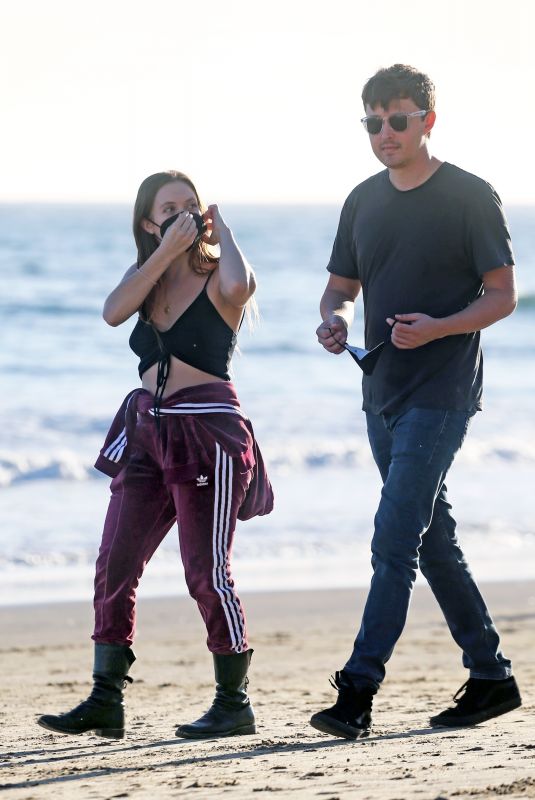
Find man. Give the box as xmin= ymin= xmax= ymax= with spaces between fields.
xmin=311 ymin=64 xmax=521 ymax=740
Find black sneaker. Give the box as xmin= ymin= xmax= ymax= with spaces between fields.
xmin=430 ymin=676 xmax=522 ymax=728
xmin=310 ymin=670 xmax=374 ymax=740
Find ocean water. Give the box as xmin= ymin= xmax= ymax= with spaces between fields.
xmin=1 ymin=202 xmax=534 ymax=605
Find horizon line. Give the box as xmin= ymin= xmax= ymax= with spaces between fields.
xmin=1 ymin=198 xmax=534 ymax=208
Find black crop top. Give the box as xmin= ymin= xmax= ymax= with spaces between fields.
xmin=129 ymin=272 xmax=238 ymax=382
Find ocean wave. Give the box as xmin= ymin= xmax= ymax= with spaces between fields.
xmin=1 ymin=522 xmax=534 ymax=594
xmin=0 ymin=452 xmax=98 ymax=487
xmin=263 ymin=438 xmax=535 ymax=470
xmin=1 ymin=437 xmax=535 ymax=488
xmin=2 ymin=517 xmax=534 ymax=563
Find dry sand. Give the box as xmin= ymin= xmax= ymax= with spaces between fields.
xmin=1 ymin=581 xmax=534 ymax=799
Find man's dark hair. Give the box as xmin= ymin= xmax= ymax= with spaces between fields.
xmin=362 ymin=64 xmax=435 ymax=111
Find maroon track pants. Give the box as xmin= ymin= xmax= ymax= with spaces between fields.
xmin=92 ymin=393 xmax=252 ymax=654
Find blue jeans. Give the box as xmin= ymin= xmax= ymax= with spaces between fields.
xmin=344 ymin=407 xmax=512 ymax=691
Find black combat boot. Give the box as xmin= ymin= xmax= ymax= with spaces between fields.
xmin=310 ymin=670 xmax=374 ymax=740
xmin=176 ymin=649 xmax=256 ymax=739
xmin=430 ymin=676 xmax=522 ymax=727
xmin=37 ymin=643 xmax=135 ymax=739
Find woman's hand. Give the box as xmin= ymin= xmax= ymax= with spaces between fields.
xmin=202 ymin=204 xmax=230 ymax=246
xmin=159 ymin=211 xmax=198 ymax=257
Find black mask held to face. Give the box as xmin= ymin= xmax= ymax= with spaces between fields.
xmin=158 ymin=212 xmax=207 ymax=251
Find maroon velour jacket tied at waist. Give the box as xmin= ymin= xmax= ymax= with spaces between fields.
xmin=94 ymin=381 xmax=274 ymax=522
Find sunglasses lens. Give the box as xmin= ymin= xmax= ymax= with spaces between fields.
xmin=365 ymin=117 xmax=382 ymax=134
xmin=389 ymin=114 xmax=409 ymax=132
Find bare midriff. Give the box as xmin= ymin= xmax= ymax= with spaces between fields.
xmin=141 ymin=355 xmax=226 ymax=397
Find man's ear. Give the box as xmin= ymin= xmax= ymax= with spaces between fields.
xmin=424 ymin=110 xmax=436 ymax=136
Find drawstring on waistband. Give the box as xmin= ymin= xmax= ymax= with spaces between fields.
xmin=154 ymin=354 xmax=170 ymax=432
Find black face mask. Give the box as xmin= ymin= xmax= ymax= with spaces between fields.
xmin=341 ymin=340 xmax=385 ymax=375
xmin=329 ymin=328 xmax=385 ymax=375
xmin=153 ymin=211 xmax=207 ymax=251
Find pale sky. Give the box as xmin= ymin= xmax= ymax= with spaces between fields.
xmin=2 ymin=0 xmax=534 ymax=204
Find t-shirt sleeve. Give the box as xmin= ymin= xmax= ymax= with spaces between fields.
xmin=465 ymin=181 xmax=515 ymax=277
xmin=327 ymin=195 xmax=359 ymax=279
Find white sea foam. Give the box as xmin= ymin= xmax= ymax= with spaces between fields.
xmin=1 ymin=434 xmax=534 ymax=489
xmin=2 ymin=522 xmax=534 ymax=606
xmin=0 ymin=451 xmax=96 ymax=487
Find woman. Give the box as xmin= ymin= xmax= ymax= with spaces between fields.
xmin=37 ymin=171 xmax=273 ymax=740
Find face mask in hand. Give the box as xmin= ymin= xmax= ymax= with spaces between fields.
xmin=155 ymin=211 xmax=207 ymax=251
xmin=329 ymin=328 xmax=385 ymax=375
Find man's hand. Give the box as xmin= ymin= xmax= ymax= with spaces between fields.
xmin=387 ymin=313 xmax=442 ymax=349
xmin=316 ymin=314 xmax=348 ymax=354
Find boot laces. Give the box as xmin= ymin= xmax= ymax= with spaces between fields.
xmin=329 ymin=671 xmax=347 ymax=692
xmin=329 ymin=672 xmax=373 ymax=709
xmin=452 ymin=679 xmax=483 ymax=711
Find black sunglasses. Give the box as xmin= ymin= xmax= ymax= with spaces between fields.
xmin=361 ymin=110 xmax=428 ymax=135
xmin=329 ymin=329 xmax=385 ymax=375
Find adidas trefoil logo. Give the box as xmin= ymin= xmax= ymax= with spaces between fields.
xmin=196 ymin=474 xmax=208 ymax=487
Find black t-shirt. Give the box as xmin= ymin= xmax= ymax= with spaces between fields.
xmin=327 ymin=162 xmax=515 ymax=416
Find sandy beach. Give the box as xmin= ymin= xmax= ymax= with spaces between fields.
xmin=1 ymin=581 xmax=533 ymax=799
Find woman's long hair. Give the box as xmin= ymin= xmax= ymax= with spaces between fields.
xmin=133 ymin=170 xmax=258 ymax=329
xmin=133 ymin=170 xmax=217 ymax=273
xmin=133 ymin=171 xmax=217 ymax=323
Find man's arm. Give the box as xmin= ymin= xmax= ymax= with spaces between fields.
xmin=316 ymin=274 xmax=362 ymax=353
xmin=387 ymin=265 xmax=517 ymax=349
